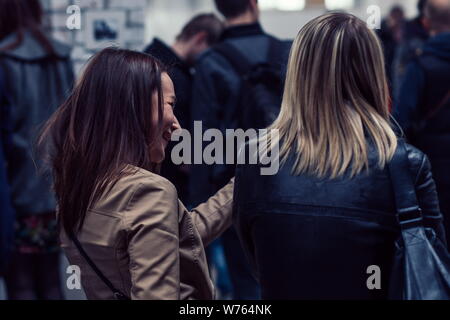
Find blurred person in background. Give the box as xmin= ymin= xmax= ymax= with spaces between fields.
xmin=395 ymin=0 xmax=450 ymax=246
xmin=189 ymin=0 xmax=291 ymax=299
xmin=0 ymin=0 xmax=73 ymax=299
xmin=234 ymin=12 xmax=446 ymax=300
xmin=377 ymin=6 xmax=406 ymax=86
xmin=0 ymin=66 xmax=15 ymax=278
xmin=144 ymin=13 xmax=224 ymax=204
xmin=392 ymin=0 xmax=430 ymax=100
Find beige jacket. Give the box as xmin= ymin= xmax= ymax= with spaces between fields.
xmin=60 ymin=166 xmax=234 ymax=300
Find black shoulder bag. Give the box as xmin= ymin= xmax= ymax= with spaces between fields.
xmin=388 ymin=140 xmax=450 ymax=300
xmin=69 ymin=233 xmax=130 ymax=300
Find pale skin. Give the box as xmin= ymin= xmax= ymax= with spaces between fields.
xmin=171 ymin=32 xmax=210 ymax=66
xmin=149 ymin=73 xmax=180 ymax=164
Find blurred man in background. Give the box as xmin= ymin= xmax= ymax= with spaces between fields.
xmin=0 ymin=0 xmax=73 ymax=299
xmin=190 ymin=0 xmax=291 ymax=299
xmin=392 ymin=0 xmax=430 ymax=100
xmin=395 ymin=0 xmax=450 ymax=245
xmin=377 ymin=6 xmax=406 ymax=85
xmin=144 ymin=13 xmax=224 ymax=204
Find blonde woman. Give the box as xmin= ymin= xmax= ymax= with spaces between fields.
xmin=233 ymin=13 xmax=446 ymax=300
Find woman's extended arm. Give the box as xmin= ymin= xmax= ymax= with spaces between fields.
xmin=182 ymin=179 xmax=234 ymax=247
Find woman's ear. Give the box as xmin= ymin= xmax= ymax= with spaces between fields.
xmin=249 ymin=0 xmax=260 ymax=17
xmin=193 ymin=31 xmax=208 ymax=46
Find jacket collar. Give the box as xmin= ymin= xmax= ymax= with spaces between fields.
xmin=146 ymin=38 xmax=180 ymax=65
xmin=145 ymin=38 xmax=190 ymax=73
xmin=220 ymin=23 xmax=265 ymax=41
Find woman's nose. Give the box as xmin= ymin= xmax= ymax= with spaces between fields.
xmin=172 ymin=116 xmax=181 ymax=131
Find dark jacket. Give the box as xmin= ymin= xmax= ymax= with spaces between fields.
xmin=0 ymin=66 xmax=15 ymax=274
xmin=395 ymin=32 xmax=450 ymax=244
xmin=0 ymin=32 xmax=73 ymax=217
xmin=144 ymin=38 xmax=192 ymax=202
xmin=189 ymin=23 xmax=291 ymax=205
xmin=391 ymin=17 xmax=429 ymax=100
xmin=144 ymin=38 xmax=192 ymax=132
xmin=395 ymin=32 xmax=450 ymax=132
xmin=234 ymin=141 xmax=446 ymax=300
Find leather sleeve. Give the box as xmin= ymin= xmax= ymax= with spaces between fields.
xmin=412 ymin=150 xmax=448 ymax=246
xmin=185 ymin=178 xmax=234 ymax=247
xmin=124 ymin=178 xmax=180 ymax=300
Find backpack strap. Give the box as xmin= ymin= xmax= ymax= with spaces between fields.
xmin=214 ymin=37 xmax=285 ymax=77
xmin=267 ymin=37 xmax=287 ymax=68
xmin=214 ymin=42 xmax=252 ymax=77
xmin=69 ymin=233 xmax=130 ymax=300
xmin=425 ymin=90 xmax=450 ymax=121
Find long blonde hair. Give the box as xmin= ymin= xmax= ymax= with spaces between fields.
xmin=271 ymin=12 xmax=397 ymax=178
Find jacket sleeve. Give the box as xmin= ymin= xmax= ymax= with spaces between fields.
xmin=182 ymin=178 xmax=234 ymax=247
xmin=124 ymin=179 xmax=180 ymax=300
xmin=414 ymin=153 xmax=448 ymax=246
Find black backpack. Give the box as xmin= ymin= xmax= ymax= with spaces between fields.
xmin=214 ymin=38 xmax=286 ymax=130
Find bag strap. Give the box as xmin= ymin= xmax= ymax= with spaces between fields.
xmin=214 ymin=42 xmax=252 ymax=77
xmin=214 ymin=37 xmax=284 ymax=77
xmin=267 ymin=37 xmax=286 ymax=70
xmin=69 ymin=233 xmax=130 ymax=300
xmin=425 ymin=90 xmax=450 ymax=121
xmin=387 ymin=139 xmax=424 ymax=228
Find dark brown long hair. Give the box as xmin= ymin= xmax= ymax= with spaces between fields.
xmin=39 ymin=48 xmax=166 ymax=236
xmin=0 ymin=0 xmax=56 ymax=55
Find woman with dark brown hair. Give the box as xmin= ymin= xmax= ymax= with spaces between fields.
xmin=39 ymin=47 xmax=234 ymax=300
xmin=0 ymin=0 xmax=73 ymax=300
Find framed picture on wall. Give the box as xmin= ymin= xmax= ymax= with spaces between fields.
xmin=85 ymin=10 xmax=126 ymax=49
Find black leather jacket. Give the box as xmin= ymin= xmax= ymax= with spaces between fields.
xmin=234 ymin=141 xmax=446 ymax=300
